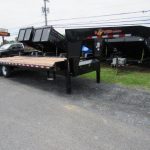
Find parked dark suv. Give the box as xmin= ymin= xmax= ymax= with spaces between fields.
xmin=0 ymin=43 xmax=24 ymax=57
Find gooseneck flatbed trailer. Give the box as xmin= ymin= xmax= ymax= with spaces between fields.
xmin=0 ymin=26 xmax=102 ymax=94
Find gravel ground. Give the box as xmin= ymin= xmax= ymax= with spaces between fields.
xmin=0 ymin=70 xmax=149 ymax=150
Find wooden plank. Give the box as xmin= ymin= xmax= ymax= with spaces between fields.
xmin=0 ymin=56 xmax=66 ymax=68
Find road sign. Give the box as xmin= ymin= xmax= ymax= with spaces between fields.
xmin=0 ymin=28 xmax=10 ymax=36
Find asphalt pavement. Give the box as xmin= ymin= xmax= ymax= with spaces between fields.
xmin=0 ymin=70 xmax=149 ymax=150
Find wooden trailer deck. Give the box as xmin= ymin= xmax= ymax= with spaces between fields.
xmin=0 ymin=56 xmax=66 ymax=69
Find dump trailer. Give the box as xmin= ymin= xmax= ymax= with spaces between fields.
xmin=66 ymin=26 xmax=150 ymax=63
xmin=0 ymin=26 xmax=101 ymax=93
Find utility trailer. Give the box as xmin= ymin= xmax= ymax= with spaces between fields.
xmin=0 ymin=26 xmax=101 ymax=93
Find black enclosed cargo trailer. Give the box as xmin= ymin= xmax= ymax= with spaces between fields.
xmin=0 ymin=26 xmax=101 ymax=93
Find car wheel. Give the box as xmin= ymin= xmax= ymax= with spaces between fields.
xmin=2 ymin=66 xmax=12 ymax=77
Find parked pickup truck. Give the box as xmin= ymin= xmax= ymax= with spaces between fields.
xmin=0 ymin=43 xmax=24 ymax=57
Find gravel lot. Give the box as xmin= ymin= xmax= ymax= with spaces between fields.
xmin=0 ymin=70 xmax=149 ymax=150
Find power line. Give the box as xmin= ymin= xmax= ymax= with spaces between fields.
xmin=8 ymin=9 xmax=150 ymax=30
xmin=47 ymin=9 xmax=150 ymax=22
xmin=53 ymin=22 xmax=150 ymax=29
xmin=8 ymin=16 xmax=150 ymax=31
xmin=52 ymin=18 xmax=150 ymax=27
xmin=50 ymin=15 xmax=150 ymax=26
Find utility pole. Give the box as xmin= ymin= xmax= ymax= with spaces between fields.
xmin=42 ymin=0 xmax=49 ymax=26
xmin=2 ymin=37 xmax=5 ymax=45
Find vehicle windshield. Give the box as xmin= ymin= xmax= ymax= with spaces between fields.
xmin=0 ymin=44 xmax=11 ymax=50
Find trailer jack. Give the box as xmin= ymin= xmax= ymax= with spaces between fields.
xmin=47 ymin=71 xmax=56 ymax=81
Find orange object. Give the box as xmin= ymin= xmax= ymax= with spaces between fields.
xmin=0 ymin=32 xmax=10 ymax=36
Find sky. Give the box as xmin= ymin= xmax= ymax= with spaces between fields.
xmin=0 ymin=0 xmax=150 ymax=42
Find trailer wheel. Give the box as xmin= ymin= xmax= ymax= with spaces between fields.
xmin=2 ymin=66 xmax=12 ymax=77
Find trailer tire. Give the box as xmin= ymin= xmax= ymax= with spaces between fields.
xmin=2 ymin=66 xmax=12 ymax=77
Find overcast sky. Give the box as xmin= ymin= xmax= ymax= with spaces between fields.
xmin=0 ymin=0 xmax=150 ymax=41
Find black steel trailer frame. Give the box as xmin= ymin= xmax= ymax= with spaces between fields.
xmin=0 ymin=56 xmax=101 ymax=94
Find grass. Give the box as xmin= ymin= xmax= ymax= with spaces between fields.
xmin=81 ymin=65 xmax=150 ymax=90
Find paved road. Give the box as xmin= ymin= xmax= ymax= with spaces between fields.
xmin=0 ymin=71 xmax=149 ymax=150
